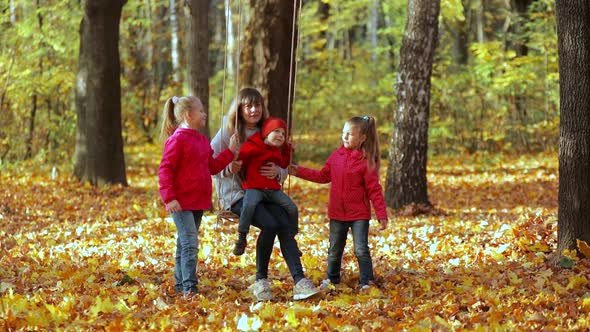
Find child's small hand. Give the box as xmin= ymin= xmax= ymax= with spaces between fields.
xmin=378 ymin=219 xmax=388 ymax=231
xmin=167 ymin=200 xmax=182 ymax=213
xmin=228 ymin=133 xmax=239 ymax=153
xmin=288 ymin=164 xmax=298 ymax=176
xmin=230 ymin=160 xmax=242 ymax=174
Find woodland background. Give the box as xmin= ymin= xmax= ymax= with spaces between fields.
xmin=3 ymin=0 xmax=581 ymax=331
xmin=0 ymin=0 xmax=557 ymax=163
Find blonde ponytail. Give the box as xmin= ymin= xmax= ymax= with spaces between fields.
xmin=159 ymin=98 xmax=177 ymax=142
xmin=159 ymin=96 xmax=200 ymax=143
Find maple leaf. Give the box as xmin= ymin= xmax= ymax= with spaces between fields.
xmin=577 ymin=239 xmax=590 ymax=258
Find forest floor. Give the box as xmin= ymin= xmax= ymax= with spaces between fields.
xmin=2 ymin=146 xmax=586 ymax=331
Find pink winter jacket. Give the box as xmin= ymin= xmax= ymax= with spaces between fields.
xmin=159 ymin=128 xmax=234 ymax=211
xmin=295 ymin=145 xmax=388 ymax=222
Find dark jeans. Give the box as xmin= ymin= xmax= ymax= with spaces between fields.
xmin=231 ymin=198 xmax=304 ymax=283
xmin=327 ymin=219 xmax=374 ymax=286
xmin=172 ymin=210 xmax=203 ymax=293
xmin=239 ymin=189 xmax=298 ymax=235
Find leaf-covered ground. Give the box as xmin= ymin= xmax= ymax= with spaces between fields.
xmin=2 ymin=146 xmax=585 ymax=331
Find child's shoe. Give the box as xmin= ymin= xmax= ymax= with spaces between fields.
xmin=233 ymin=232 xmax=247 ymax=255
xmin=252 ymin=279 xmax=272 ymax=301
xmin=182 ymin=290 xmax=198 ymax=301
xmin=319 ymin=279 xmax=336 ymax=291
xmin=359 ymin=281 xmax=376 ymax=292
xmin=293 ymin=278 xmax=320 ymax=300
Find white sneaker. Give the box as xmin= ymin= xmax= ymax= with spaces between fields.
xmin=252 ymin=279 xmax=272 ymax=301
xmin=319 ymin=279 xmax=335 ymax=291
xmin=293 ymin=278 xmax=320 ymax=300
xmin=359 ymin=281 xmax=376 ymax=292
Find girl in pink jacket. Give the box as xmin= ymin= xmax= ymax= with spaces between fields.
xmin=289 ymin=116 xmax=388 ymax=290
xmin=158 ymin=95 xmax=237 ymax=297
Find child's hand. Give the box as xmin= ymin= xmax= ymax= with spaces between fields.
xmin=260 ymin=162 xmax=279 ymax=179
xmin=230 ymin=160 xmax=243 ymax=174
xmin=167 ymin=200 xmax=182 ymax=213
xmin=378 ymin=219 xmax=388 ymax=231
xmin=228 ymin=133 xmax=239 ymax=153
xmin=288 ymin=164 xmax=298 ymax=176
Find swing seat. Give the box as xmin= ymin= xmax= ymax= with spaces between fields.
xmin=216 ymin=210 xmax=240 ymax=223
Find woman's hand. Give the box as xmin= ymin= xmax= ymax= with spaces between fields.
xmin=260 ymin=162 xmax=279 ymax=179
xmin=288 ymin=164 xmax=298 ymax=176
xmin=229 ymin=160 xmax=243 ymax=174
xmin=378 ymin=219 xmax=388 ymax=231
xmin=228 ymin=133 xmax=239 ymax=154
xmin=167 ymin=200 xmax=182 ymax=213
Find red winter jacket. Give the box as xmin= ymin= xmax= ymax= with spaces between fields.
xmin=295 ymin=145 xmax=388 ymax=221
xmin=159 ymin=128 xmax=234 ymax=211
xmin=237 ymin=132 xmax=291 ymax=190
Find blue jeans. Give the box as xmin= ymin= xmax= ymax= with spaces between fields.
xmin=239 ymin=189 xmax=298 ymax=235
xmin=172 ymin=210 xmax=203 ymax=294
xmin=327 ymin=219 xmax=374 ymax=286
xmin=232 ymin=198 xmax=304 ymax=282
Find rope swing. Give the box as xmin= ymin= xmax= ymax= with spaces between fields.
xmin=215 ymin=0 xmax=303 ymax=223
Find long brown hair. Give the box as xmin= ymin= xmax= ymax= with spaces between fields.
xmin=159 ymin=96 xmax=199 ymax=142
xmin=226 ymin=87 xmax=270 ymax=142
xmin=347 ymin=116 xmax=380 ymax=171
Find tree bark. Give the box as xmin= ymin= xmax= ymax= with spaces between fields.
xmin=154 ymin=3 xmax=172 ymax=94
xmin=555 ymin=1 xmax=590 ymax=254
xmin=318 ymin=0 xmax=330 ymax=50
xmin=170 ymin=0 xmax=180 ymax=82
xmin=74 ymin=0 xmax=127 ymax=186
xmin=385 ymin=0 xmax=440 ymax=209
xmin=448 ymin=0 xmax=471 ymax=66
xmin=508 ymin=0 xmax=534 ymax=152
xmin=25 ymin=0 xmax=43 ymax=160
xmin=186 ymin=0 xmax=210 ymax=137
xmin=128 ymin=0 xmax=153 ymax=143
xmin=240 ymin=0 xmax=298 ymax=124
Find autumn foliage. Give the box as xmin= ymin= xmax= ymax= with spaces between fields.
xmin=2 ymin=146 xmax=587 ymax=331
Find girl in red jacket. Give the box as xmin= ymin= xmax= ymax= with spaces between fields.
xmin=289 ymin=116 xmax=388 ymax=290
xmin=233 ymin=117 xmax=297 ymax=256
xmin=158 ymin=95 xmax=238 ymax=297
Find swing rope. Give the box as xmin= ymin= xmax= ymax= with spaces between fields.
xmin=216 ymin=0 xmax=241 ymax=223
xmin=216 ymin=0 xmax=302 ymax=223
xmin=285 ymin=0 xmax=303 ymax=194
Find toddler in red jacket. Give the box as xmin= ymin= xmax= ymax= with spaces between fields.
xmin=233 ymin=117 xmax=298 ymax=255
xmin=158 ymin=95 xmax=238 ymax=297
xmin=289 ymin=116 xmax=388 ymax=290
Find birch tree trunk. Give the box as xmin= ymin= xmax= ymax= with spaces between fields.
xmin=385 ymin=0 xmax=440 ymax=209
xmin=170 ymin=0 xmax=180 ymax=82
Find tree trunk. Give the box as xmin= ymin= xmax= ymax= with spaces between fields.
xmin=154 ymin=3 xmax=172 ymax=95
xmin=186 ymin=0 xmax=210 ymax=137
xmin=25 ymin=94 xmax=37 ymax=160
xmin=508 ymin=0 xmax=534 ymax=152
xmin=385 ymin=0 xmax=440 ymax=209
xmin=555 ymin=1 xmax=590 ymax=254
xmin=368 ymin=0 xmax=379 ymax=62
xmin=170 ymin=0 xmax=180 ymax=82
xmin=128 ymin=0 xmax=153 ymax=143
xmin=448 ymin=0 xmax=471 ymax=66
xmin=475 ymin=0 xmax=486 ymax=42
xmin=318 ymin=0 xmax=330 ymax=50
xmin=10 ymin=0 xmax=16 ymax=24
xmin=74 ymin=0 xmax=127 ymax=186
xmin=25 ymin=0 xmax=43 ymax=160
xmin=240 ymin=0 xmax=298 ymax=124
